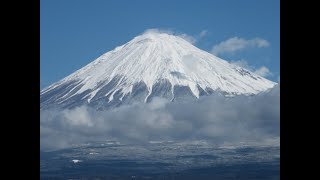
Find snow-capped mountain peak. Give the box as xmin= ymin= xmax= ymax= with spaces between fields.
xmin=41 ymin=31 xmax=276 ymax=109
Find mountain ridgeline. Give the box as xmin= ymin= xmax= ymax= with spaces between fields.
xmin=40 ymin=31 xmax=276 ymax=110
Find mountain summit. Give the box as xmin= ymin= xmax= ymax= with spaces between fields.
xmin=41 ymin=31 xmax=276 ymax=110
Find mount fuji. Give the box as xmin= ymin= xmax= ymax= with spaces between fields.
xmin=40 ymin=31 xmax=276 ymax=110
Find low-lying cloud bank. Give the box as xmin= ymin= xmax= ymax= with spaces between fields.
xmin=41 ymin=85 xmax=279 ymax=151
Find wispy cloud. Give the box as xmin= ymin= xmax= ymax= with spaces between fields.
xmin=231 ymin=59 xmax=251 ymax=69
xmin=254 ymin=66 xmax=273 ymax=77
xmin=179 ymin=33 xmax=197 ymax=44
xmin=143 ymin=28 xmax=174 ymax=35
xmin=143 ymin=28 xmax=208 ymax=44
xmin=179 ymin=30 xmax=208 ymax=44
xmin=199 ymin=30 xmax=208 ymax=38
xmin=211 ymin=37 xmax=270 ymax=56
xmin=231 ymin=59 xmax=273 ymax=78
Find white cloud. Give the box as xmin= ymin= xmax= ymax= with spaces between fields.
xmin=143 ymin=28 xmax=208 ymax=45
xmin=199 ymin=30 xmax=208 ymax=38
xmin=178 ymin=29 xmax=209 ymax=44
xmin=40 ymin=85 xmax=279 ymax=151
xmin=254 ymin=38 xmax=270 ymax=47
xmin=254 ymin=66 xmax=273 ymax=77
xmin=211 ymin=37 xmax=270 ymax=56
xmin=63 ymin=106 xmax=94 ymax=127
xmin=143 ymin=28 xmax=174 ymax=35
xmin=231 ymin=60 xmax=273 ymax=78
xmin=231 ymin=59 xmax=251 ymax=69
xmin=178 ymin=33 xmax=197 ymax=44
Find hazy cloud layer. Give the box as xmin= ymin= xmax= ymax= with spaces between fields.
xmin=211 ymin=37 xmax=270 ymax=56
xmin=41 ymin=85 xmax=279 ymax=151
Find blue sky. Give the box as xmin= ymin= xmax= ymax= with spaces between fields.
xmin=40 ymin=0 xmax=279 ymax=89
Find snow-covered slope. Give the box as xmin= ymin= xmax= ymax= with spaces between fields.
xmin=41 ymin=31 xmax=276 ymax=110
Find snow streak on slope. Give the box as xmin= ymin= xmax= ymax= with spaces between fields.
xmin=41 ymin=31 xmax=276 ymax=109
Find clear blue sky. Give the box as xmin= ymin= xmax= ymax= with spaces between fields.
xmin=40 ymin=0 xmax=279 ymax=89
